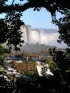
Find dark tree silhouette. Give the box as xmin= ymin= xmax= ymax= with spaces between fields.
xmin=49 ymin=48 xmax=52 ymax=55
xmin=0 ymin=11 xmax=24 ymax=50
xmin=52 ymin=10 xmax=70 ymax=46
xmin=52 ymin=47 xmax=56 ymax=53
xmin=52 ymin=50 xmax=70 ymax=93
xmin=0 ymin=0 xmax=70 ymax=15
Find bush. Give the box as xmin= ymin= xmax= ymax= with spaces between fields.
xmin=3 ymin=63 xmax=7 ymax=69
xmin=49 ymin=64 xmax=56 ymax=72
xmin=25 ymin=71 xmax=35 ymax=77
xmin=7 ymin=74 xmax=13 ymax=80
xmin=11 ymin=60 xmax=16 ymax=64
xmin=32 ymin=61 xmax=37 ymax=66
xmin=44 ymin=57 xmax=53 ymax=65
xmin=20 ymin=71 xmax=24 ymax=75
xmin=0 ymin=44 xmax=5 ymax=66
xmin=0 ymin=65 xmax=4 ymax=72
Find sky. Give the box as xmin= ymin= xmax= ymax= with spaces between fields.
xmin=0 ymin=0 xmax=64 ymax=29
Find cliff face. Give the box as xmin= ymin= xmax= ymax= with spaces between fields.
xmin=20 ymin=25 xmax=59 ymax=44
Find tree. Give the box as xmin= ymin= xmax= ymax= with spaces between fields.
xmin=49 ymin=48 xmax=52 ymax=55
xmin=52 ymin=51 xmax=70 ymax=93
xmin=0 ymin=11 xmax=24 ymax=50
xmin=52 ymin=10 xmax=70 ymax=46
xmin=0 ymin=0 xmax=70 ymax=15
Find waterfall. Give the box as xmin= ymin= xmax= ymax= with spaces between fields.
xmin=36 ymin=61 xmax=54 ymax=77
xmin=20 ymin=26 xmax=28 ymax=43
xmin=20 ymin=25 xmax=67 ymax=48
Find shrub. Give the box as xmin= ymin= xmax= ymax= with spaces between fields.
xmin=0 ymin=65 xmax=4 ymax=72
xmin=0 ymin=44 xmax=5 ymax=66
xmin=49 ymin=64 xmax=56 ymax=72
xmin=25 ymin=71 xmax=34 ymax=76
xmin=7 ymin=74 xmax=13 ymax=80
xmin=20 ymin=71 xmax=24 ymax=75
xmin=44 ymin=57 xmax=53 ymax=65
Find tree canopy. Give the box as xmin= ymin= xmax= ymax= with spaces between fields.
xmin=0 ymin=0 xmax=70 ymax=16
xmin=0 ymin=11 xmax=24 ymax=50
xmin=52 ymin=10 xmax=70 ymax=46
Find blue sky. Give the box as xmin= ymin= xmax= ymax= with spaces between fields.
xmin=0 ymin=0 xmax=63 ymax=29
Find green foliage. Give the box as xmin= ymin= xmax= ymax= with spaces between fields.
xmin=0 ymin=0 xmax=70 ymax=17
xmin=3 ymin=63 xmax=7 ymax=69
xmin=44 ymin=56 xmax=57 ymax=72
xmin=52 ymin=51 xmax=70 ymax=93
xmin=0 ymin=65 xmax=4 ymax=71
xmin=66 ymin=48 xmax=70 ymax=57
xmin=32 ymin=61 xmax=37 ymax=66
xmin=25 ymin=71 xmax=35 ymax=77
xmin=0 ymin=11 xmax=24 ymax=50
xmin=7 ymin=74 xmax=13 ymax=80
xmin=49 ymin=63 xmax=57 ymax=72
xmin=52 ymin=10 xmax=70 ymax=46
xmin=20 ymin=71 xmax=24 ymax=75
xmin=44 ymin=57 xmax=53 ymax=65
xmin=0 ymin=0 xmax=7 ymax=7
xmin=48 ymin=47 xmax=56 ymax=55
xmin=10 ymin=60 xmax=16 ymax=64
xmin=0 ymin=44 xmax=5 ymax=55
xmin=0 ymin=44 xmax=5 ymax=66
